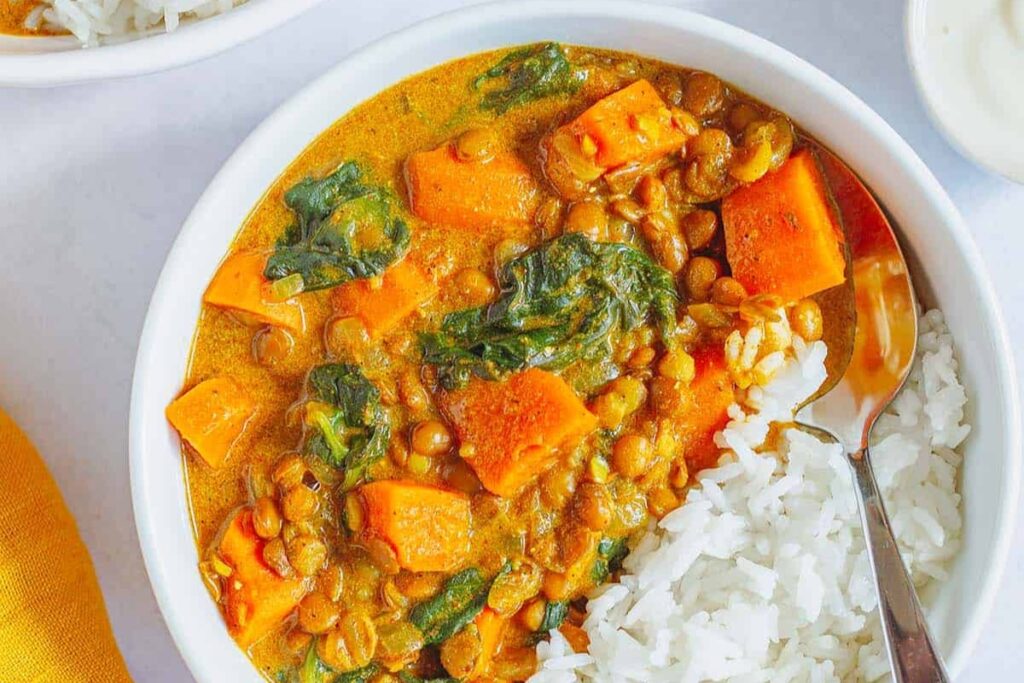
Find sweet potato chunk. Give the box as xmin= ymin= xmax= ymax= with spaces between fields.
xmin=357 ymin=481 xmax=471 ymax=572
xmin=204 ymin=251 xmax=304 ymax=331
xmin=471 ymin=607 xmax=508 ymax=678
xmin=550 ymin=79 xmax=687 ymax=176
xmin=654 ymin=346 xmax=735 ymax=472
xmin=218 ymin=510 xmax=306 ymax=648
xmin=166 ymin=377 xmax=255 ymax=468
xmin=331 ymin=259 xmax=438 ymax=338
xmin=405 ymin=142 xmax=540 ymax=231
xmin=722 ymin=149 xmax=847 ymax=302
xmin=440 ymin=369 xmax=598 ymax=497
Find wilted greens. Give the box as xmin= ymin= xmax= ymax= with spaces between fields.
xmin=536 ymin=600 xmax=569 ymax=633
xmin=265 ymin=161 xmax=411 ymax=291
xmin=473 ymin=42 xmax=586 ymax=114
xmin=421 ymin=233 xmax=678 ymax=390
xmin=592 ymin=537 xmax=630 ymax=584
xmin=409 ymin=566 xmax=507 ymax=645
xmin=304 ymin=364 xmax=390 ymax=490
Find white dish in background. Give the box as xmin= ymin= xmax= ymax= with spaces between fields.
xmin=129 ymin=1 xmax=1021 ymax=681
xmin=905 ymin=0 xmax=1024 ymax=184
xmin=0 ymin=0 xmax=326 ymax=87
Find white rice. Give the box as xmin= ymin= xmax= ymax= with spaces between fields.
xmin=32 ymin=0 xmax=242 ymax=46
xmin=531 ymin=309 xmax=967 ymax=683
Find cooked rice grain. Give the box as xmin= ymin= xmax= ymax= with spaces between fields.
xmin=532 ymin=310 xmax=966 ymax=683
xmin=37 ymin=0 xmax=241 ymax=46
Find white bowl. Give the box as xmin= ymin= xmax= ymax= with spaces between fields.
xmin=129 ymin=2 xmax=1022 ymax=680
xmin=904 ymin=0 xmax=1024 ymax=184
xmin=0 ymin=0 xmax=326 ymax=87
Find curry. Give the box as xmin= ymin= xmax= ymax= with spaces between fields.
xmin=0 ymin=1 xmax=61 ymax=36
xmin=166 ymin=44 xmax=848 ymax=682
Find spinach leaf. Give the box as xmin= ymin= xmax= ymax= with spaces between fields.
xmin=409 ymin=565 xmax=507 ymax=645
xmin=421 ymin=233 xmax=678 ymax=390
xmin=305 ymin=364 xmax=390 ymax=490
xmin=473 ymin=42 xmax=586 ymax=114
xmin=299 ymin=643 xmax=332 ymax=683
xmin=296 ymin=641 xmax=379 ymax=683
xmin=265 ymin=161 xmax=411 ymax=292
xmin=537 ymin=600 xmax=569 ymax=633
xmin=591 ymin=537 xmax=629 ymax=584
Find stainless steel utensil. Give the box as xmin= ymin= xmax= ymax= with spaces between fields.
xmin=798 ymin=148 xmax=950 ymax=683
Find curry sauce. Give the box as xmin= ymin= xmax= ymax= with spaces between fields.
xmin=171 ymin=44 xmax=846 ymax=682
xmin=0 ymin=1 xmax=60 ymax=36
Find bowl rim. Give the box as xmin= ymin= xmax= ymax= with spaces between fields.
xmin=130 ymin=1 xmax=1022 ymax=680
xmin=0 ymin=0 xmax=327 ymax=87
xmin=903 ymin=0 xmax=1024 ymax=184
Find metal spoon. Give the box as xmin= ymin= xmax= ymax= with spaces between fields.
xmin=797 ymin=147 xmax=951 ymax=682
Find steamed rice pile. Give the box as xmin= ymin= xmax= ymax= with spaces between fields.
xmin=532 ymin=310 xmax=967 ymax=682
xmin=25 ymin=0 xmax=243 ymax=45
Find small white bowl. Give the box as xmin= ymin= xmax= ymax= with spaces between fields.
xmin=0 ymin=0 xmax=326 ymax=87
xmin=130 ymin=2 xmax=1022 ymax=680
xmin=905 ymin=0 xmax=1024 ymax=183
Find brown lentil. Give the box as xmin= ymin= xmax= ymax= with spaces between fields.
xmin=789 ymin=298 xmax=824 ymax=341
xmin=728 ymin=102 xmax=762 ymax=132
xmin=658 ymin=349 xmax=696 ymax=382
xmin=572 ymin=482 xmax=614 ymax=531
xmin=684 ymin=256 xmax=723 ymax=301
xmin=252 ymin=497 xmax=282 ymax=539
xmin=317 ymin=611 xmax=378 ymax=672
xmin=319 ymin=564 xmax=345 ymax=602
xmin=488 ymin=561 xmax=543 ymax=614
xmin=611 ymin=433 xmax=654 ymax=479
xmin=376 ymin=621 xmax=424 ymax=670
xmin=395 ymin=572 xmax=445 ymax=601
xmin=410 ymin=419 xmax=452 ymax=456
xmin=252 ymin=327 xmax=294 ymax=367
xmin=682 ymin=71 xmax=725 ymax=118
xmin=298 ymin=592 xmax=340 ymax=634
xmin=280 ymin=484 xmax=319 ymax=522
xmin=711 ymin=276 xmax=749 ymax=307
xmin=454 ymin=126 xmax=498 ymax=162
xmin=365 ymin=538 xmax=401 ymax=576
xmin=682 ymin=209 xmax=718 ymax=250
xmin=610 ymin=197 xmax=645 ymax=223
xmin=262 ymin=537 xmax=293 ymax=579
xmin=637 ymin=175 xmax=667 ymax=211
xmin=440 ymin=625 xmax=482 ymax=679
xmin=325 ymin=316 xmax=370 ymax=361
xmin=564 ymin=200 xmax=609 ymax=241
xmin=286 ymin=534 xmax=327 ymax=577
xmin=628 ymin=346 xmax=656 ymax=369
xmin=272 ymin=454 xmax=307 ymax=490
xmin=454 ymin=268 xmax=497 ymax=303
xmin=539 ymin=466 xmax=576 ymax=510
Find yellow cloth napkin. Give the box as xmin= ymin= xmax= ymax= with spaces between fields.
xmin=0 ymin=407 xmax=132 ymax=682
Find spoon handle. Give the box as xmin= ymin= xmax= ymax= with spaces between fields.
xmin=848 ymin=447 xmax=951 ymax=683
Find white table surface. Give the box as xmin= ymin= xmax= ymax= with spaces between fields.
xmin=0 ymin=0 xmax=1020 ymax=680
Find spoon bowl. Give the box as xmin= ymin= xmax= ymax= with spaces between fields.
xmin=799 ymin=148 xmax=950 ymax=682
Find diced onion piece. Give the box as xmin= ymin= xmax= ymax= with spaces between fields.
xmin=551 ymin=128 xmax=604 ymax=182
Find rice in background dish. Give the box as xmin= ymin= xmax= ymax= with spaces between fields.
xmin=531 ymin=309 xmax=967 ymax=683
xmin=25 ymin=0 xmax=242 ymax=46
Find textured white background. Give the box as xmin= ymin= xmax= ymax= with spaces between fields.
xmin=0 ymin=0 xmax=1020 ymax=680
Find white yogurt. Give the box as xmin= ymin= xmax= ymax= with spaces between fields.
xmin=910 ymin=0 xmax=1024 ymax=181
